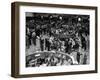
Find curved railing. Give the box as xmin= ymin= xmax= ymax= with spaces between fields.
xmin=26 ymin=51 xmax=76 ymax=67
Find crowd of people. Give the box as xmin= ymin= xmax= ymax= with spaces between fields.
xmin=26 ymin=13 xmax=90 ymax=67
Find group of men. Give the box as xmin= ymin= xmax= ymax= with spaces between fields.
xmin=26 ymin=13 xmax=89 ymax=66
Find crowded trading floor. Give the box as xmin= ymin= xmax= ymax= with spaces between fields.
xmin=26 ymin=13 xmax=90 ymax=67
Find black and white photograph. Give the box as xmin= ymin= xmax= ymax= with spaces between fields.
xmin=11 ymin=2 xmax=97 ymax=77
xmin=25 ymin=12 xmax=90 ymax=67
